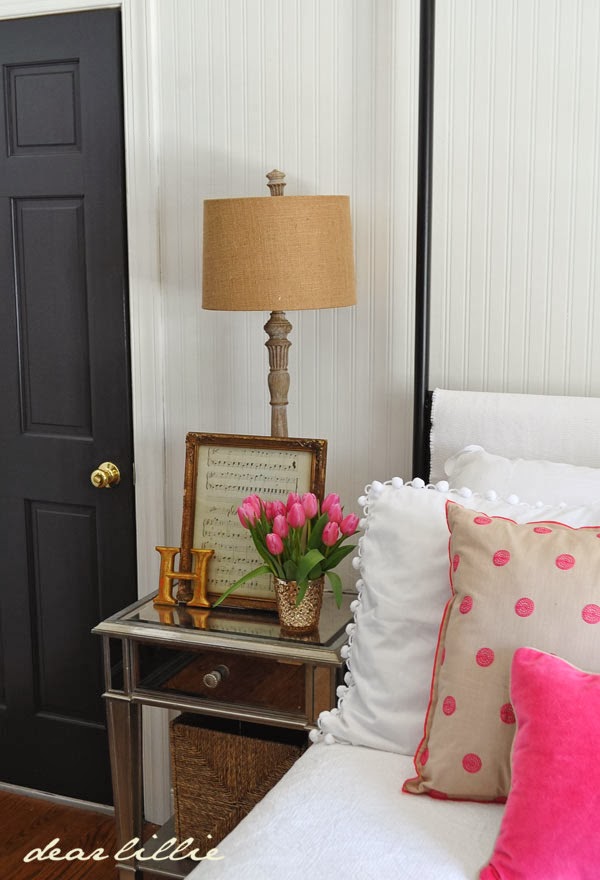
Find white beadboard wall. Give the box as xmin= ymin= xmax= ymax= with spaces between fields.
xmin=155 ymin=0 xmax=419 ymax=553
xmin=430 ymin=0 xmax=600 ymax=396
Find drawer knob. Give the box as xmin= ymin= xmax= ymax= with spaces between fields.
xmin=203 ymin=665 xmax=230 ymax=689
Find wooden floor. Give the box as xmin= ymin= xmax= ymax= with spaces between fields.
xmin=0 ymin=790 xmax=160 ymax=880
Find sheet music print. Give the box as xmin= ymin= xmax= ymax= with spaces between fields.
xmin=193 ymin=445 xmax=313 ymax=598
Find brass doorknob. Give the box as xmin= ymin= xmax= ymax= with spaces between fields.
xmin=90 ymin=462 xmax=121 ymax=489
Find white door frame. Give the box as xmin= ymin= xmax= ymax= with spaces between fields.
xmin=0 ymin=0 xmax=170 ymax=822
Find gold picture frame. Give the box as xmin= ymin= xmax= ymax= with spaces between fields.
xmin=180 ymin=433 xmax=327 ymax=609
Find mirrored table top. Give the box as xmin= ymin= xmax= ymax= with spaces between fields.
xmin=94 ymin=591 xmax=354 ymax=662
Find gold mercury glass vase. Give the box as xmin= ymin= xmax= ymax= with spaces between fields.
xmin=273 ymin=577 xmax=324 ymax=634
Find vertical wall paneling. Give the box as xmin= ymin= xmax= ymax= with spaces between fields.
xmin=154 ymin=0 xmax=420 ymax=557
xmin=147 ymin=2 xmax=419 ymax=819
xmin=120 ymin=0 xmax=170 ymax=825
xmin=430 ymin=0 xmax=600 ymax=396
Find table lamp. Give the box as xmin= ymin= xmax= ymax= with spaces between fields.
xmin=202 ymin=170 xmax=356 ymax=437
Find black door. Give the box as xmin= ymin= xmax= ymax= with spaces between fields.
xmin=0 ymin=10 xmax=137 ymax=804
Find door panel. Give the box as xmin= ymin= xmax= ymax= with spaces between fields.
xmin=28 ymin=500 xmax=103 ymax=724
xmin=15 ymin=197 xmax=92 ymax=435
xmin=0 ymin=10 xmax=136 ymax=804
xmin=7 ymin=60 xmax=81 ymax=153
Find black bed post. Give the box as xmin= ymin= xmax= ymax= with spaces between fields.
xmin=412 ymin=0 xmax=436 ymax=480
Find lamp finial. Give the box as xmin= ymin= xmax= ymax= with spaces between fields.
xmin=266 ymin=169 xmax=286 ymax=197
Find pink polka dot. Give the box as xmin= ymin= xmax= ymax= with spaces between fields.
xmin=533 ymin=526 xmax=552 ymax=534
xmin=476 ymin=647 xmax=495 ymax=667
xmin=420 ymin=748 xmax=429 ymax=766
xmin=500 ymin=703 xmax=516 ymax=724
xmin=493 ymin=549 xmax=511 ymax=567
xmin=453 ymin=553 xmax=460 ymax=572
xmin=459 ymin=596 xmax=473 ymax=614
xmin=474 ymin=515 xmax=492 ymax=525
xmin=515 ymin=597 xmax=535 ymax=617
xmin=582 ymin=604 xmax=600 ymax=624
xmin=462 ymin=753 xmax=482 ymax=774
xmin=442 ymin=696 xmax=456 ymax=716
xmin=556 ymin=554 xmax=575 ymax=570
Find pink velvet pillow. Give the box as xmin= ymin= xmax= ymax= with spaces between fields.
xmin=480 ymin=647 xmax=600 ymax=879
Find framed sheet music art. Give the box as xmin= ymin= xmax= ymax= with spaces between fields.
xmin=180 ymin=433 xmax=327 ymax=609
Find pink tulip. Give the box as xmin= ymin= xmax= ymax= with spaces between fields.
xmin=322 ymin=493 xmax=340 ymax=514
xmin=266 ymin=533 xmax=284 ymax=555
xmin=327 ymin=503 xmax=343 ymax=524
xmin=267 ymin=500 xmax=286 ymax=520
xmin=301 ymin=492 xmax=319 ymax=518
xmin=340 ymin=513 xmax=360 ymax=536
xmin=286 ymin=492 xmax=301 ymax=511
xmin=287 ymin=502 xmax=306 ymax=529
xmin=322 ymin=521 xmax=340 ymax=547
xmin=237 ymin=504 xmax=259 ymax=528
xmin=265 ymin=502 xmax=274 ymax=521
xmin=272 ymin=514 xmax=289 ymax=539
xmin=243 ymin=494 xmax=263 ymax=515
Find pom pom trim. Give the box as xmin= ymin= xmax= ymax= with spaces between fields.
xmin=316 ymin=476 xmax=564 ymax=745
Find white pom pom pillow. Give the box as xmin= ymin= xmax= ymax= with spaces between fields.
xmin=445 ymin=445 xmax=600 ymax=507
xmin=317 ymin=479 xmax=600 ymax=756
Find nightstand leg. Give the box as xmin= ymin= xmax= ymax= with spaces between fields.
xmin=106 ymin=696 xmax=143 ymax=879
xmin=311 ymin=666 xmax=336 ymax=721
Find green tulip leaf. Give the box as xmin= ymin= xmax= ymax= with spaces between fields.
xmin=295 ymin=579 xmax=310 ymax=605
xmin=212 ymin=564 xmax=273 ymax=607
xmin=308 ymin=513 xmax=329 ymax=549
xmin=250 ymin=531 xmax=274 ymax=565
xmin=321 ymin=543 xmax=356 ymax=571
xmin=295 ymin=549 xmax=325 ymax=586
xmin=284 ymin=559 xmax=297 ymax=581
xmin=325 ymin=570 xmax=344 ymax=607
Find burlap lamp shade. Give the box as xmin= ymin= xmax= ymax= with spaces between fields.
xmin=201 ymin=176 xmax=356 ymax=437
xmin=202 ymin=195 xmax=356 ymax=312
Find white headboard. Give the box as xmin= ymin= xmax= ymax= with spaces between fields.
xmin=429 ymin=388 xmax=600 ymax=483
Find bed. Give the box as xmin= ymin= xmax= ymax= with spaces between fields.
xmin=189 ymin=387 xmax=600 ymax=880
xmin=188 ymin=743 xmax=504 ymax=880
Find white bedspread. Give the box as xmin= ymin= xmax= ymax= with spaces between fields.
xmin=189 ymin=743 xmax=504 ymax=880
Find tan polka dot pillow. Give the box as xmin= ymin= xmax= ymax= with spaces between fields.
xmin=403 ymin=501 xmax=600 ymax=802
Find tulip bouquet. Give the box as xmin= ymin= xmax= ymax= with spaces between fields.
xmin=213 ymin=492 xmax=359 ymax=608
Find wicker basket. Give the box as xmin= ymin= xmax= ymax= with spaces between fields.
xmin=170 ymin=714 xmax=307 ymax=845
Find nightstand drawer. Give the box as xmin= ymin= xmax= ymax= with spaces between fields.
xmin=136 ymin=643 xmax=306 ymax=716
